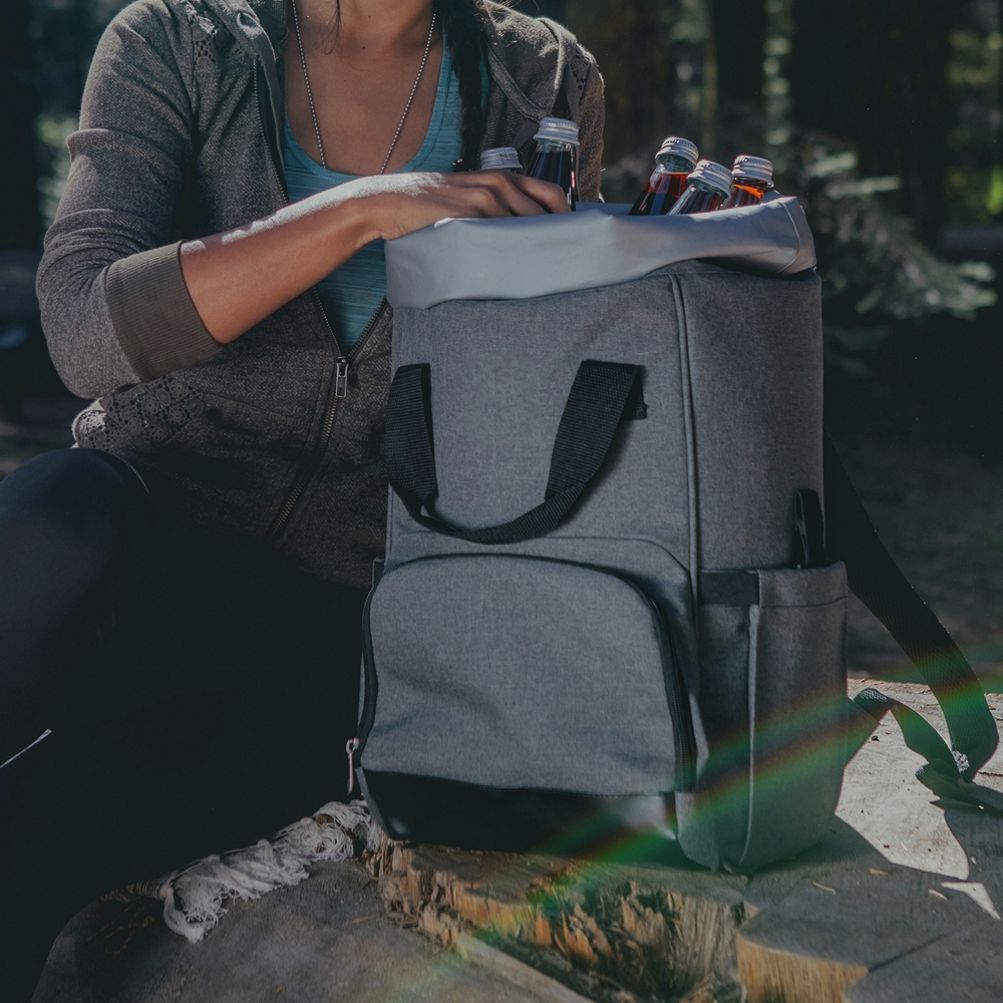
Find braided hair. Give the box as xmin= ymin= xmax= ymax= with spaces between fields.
xmin=438 ymin=1 xmax=489 ymax=171
xmin=328 ymin=1 xmax=490 ymax=171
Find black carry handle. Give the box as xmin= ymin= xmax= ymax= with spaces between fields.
xmin=825 ymin=433 xmax=999 ymax=789
xmin=386 ymin=360 xmax=643 ymax=546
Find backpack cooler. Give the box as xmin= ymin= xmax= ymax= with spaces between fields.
xmin=351 ymin=199 xmax=1001 ymax=873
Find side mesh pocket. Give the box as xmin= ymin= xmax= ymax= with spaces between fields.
xmin=697 ymin=562 xmax=848 ymax=871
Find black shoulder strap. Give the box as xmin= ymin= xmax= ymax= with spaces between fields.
xmin=825 ymin=433 xmax=1000 ymax=805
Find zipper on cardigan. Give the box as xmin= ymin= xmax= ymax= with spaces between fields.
xmin=266 ymin=301 xmax=388 ymax=538
xmin=251 ymin=62 xmax=382 ymax=540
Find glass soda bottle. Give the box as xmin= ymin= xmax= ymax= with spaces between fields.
xmin=526 ymin=117 xmax=579 ymax=210
xmin=629 ymin=136 xmax=699 ymax=216
xmin=479 ymin=147 xmax=523 ymax=172
xmin=667 ymin=160 xmax=734 ymax=215
xmin=721 ymin=155 xmax=775 ymax=209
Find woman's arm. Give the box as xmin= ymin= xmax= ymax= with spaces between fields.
xmin=35 ymin=1 xmax=200 ymax=398
xmin=179 ymin=170 xmax=567 ymax=346
xmin=37 ymin=2 xmax=566 ymax=398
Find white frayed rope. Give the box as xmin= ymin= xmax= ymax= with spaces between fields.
xmin=159 ymin=800 xmax=377 ymax=943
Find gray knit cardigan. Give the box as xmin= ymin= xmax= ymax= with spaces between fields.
xmin=36 ymin=0 xmax=605 ymax=588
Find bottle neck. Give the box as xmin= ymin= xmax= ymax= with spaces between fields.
xmin=690 ymin=178 xmax=729 ymax=198
xmin=669 ymin=183 xmax=725 ymax=215
xmin=733 ymin=176 xmax=772 ymax=194
xmin=655 ymin=154 xmax=695 ymax=174
xmin=536 ymin=139 xmax=575 ymax=154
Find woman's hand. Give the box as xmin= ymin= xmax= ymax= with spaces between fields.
xmin=341 ymin=170 xmax=571 ymax=242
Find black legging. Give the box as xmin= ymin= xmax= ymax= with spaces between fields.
xmin=0 ymin=448 xmax=366 ymax=1000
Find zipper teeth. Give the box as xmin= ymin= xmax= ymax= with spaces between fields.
xmin=349 ymin=298 xmax=389 ymax=363
xmin=253 ymin=63 xmax=357 ymax=540
xmin=357 ymin=584 xmax=380 ymax=753
xmin=356 ymin=554 xmax=697 ymax=791
xmin=269 ymin=300 xmax=386 ymax=538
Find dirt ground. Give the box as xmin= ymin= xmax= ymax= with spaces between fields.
xmin=3 ymin=392 xmax=1000 ymax=687
xmin=836 ymin=436 xmax=1003 ymax=689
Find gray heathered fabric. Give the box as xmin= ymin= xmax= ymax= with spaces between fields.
xmin=35 ymin=0 xmax=604 ymax=588
xmin=376 ymin=248 xmax=847 ymax=871
xmin=739 ymin=563 xmax=848 ymax=868
xmin=694 ymin=561 xmax=848 ymax=869
xmin=680 ymin=266 xmax=824 ymax=569
xmin=385 ymin=198 xmax=815 ymax=310
xmin=362 ymin=555 xmax=677 ymax=794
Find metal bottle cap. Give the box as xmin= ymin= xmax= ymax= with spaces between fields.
xmin=688 ymin=159 xmax=734 ymax=196
xmin=655 ymin=136 xmax=699 ymax=170
xmin=731 ymin=155 xmax=775 ymax=184
xmin=479 ymin=147 xmax=523 ymax=171
xmin=533 ymin=117 xmax=580 ymax=147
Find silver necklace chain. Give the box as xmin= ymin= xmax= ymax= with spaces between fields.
xmin=290 ymin=1 xmax=438 ymax=175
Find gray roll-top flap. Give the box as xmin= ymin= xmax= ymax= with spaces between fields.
xmin=385 ymin=196 xmax=816 ymax=309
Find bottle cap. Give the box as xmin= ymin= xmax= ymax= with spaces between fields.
xmin=731 ymin=155 xmax=774 ymax=184
xmin=533 ymin=117 xmax=580 ymax=147
xmin=655 ymin=136 xmax=699 ymax=170
xmin=479 ymin=147 xmax=523 ymax=171
xmin=688 ymin=160 xmax=734 ymax=196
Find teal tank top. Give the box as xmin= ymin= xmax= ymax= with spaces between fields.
xmin=282 ymin=42 xmax=466 ymax=350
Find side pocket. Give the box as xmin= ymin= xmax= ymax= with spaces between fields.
xmin=697 ymin=562 xmax=848 ymax=871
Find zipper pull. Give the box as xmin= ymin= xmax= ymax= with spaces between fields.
xmin=346 ymin=737 xmax=360 ymax=794
xmin=335 ymin=357 xmax=350 ymax=399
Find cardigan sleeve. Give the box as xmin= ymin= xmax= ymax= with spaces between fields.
xmin=35 ymin=0 xmax=220 ymax=399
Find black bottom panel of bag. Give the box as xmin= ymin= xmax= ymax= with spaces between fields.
xmin=361 ymin=770 xmax=690 ymax=865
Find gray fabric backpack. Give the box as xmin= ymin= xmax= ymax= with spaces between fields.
xmin=350 ymin=200 xmax=1000 ymax=872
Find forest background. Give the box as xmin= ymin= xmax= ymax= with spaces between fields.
xmin=2 ymin=0 xmax=1002 ymax=681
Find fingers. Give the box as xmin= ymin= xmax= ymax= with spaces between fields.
xmin=489 ymin=179 xmax=549 ymax=217
xmin=466 ymin=171 xmax=570 ymax=216
xmin=369 ymin=171 xmax=571 ymax=239
xmin=508 ymin=173 xmax=571 ymax=214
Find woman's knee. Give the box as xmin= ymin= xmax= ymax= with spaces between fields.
xmin=0 ymin=448 xmax=151 ymax=589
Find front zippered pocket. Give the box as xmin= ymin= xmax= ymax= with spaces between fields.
xmin=352 ymin=554 xmax=696 ymax=799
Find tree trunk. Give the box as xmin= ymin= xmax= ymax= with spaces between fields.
xmin=790 ymin=0 xmax=960 ymax=243
xmin=709 ymin=0 xmax=767 ymax=155
xmin=2 ymin=0 xmax=41 ymax=249
xmin=568 ymin=6 xmax=676 ymax=165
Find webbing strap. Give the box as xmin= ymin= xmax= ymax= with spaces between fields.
xmin=386 ymin=360 xmax=643 ymax=546
xmin=825 ymin=433 xmax=998 ymax=779
xmin=848 ymin=688 xmax=1003 ymax=812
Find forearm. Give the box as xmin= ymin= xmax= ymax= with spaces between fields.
xmin=179 ymin=169 xmax=569 ymax=345
xmin=180 ymin=183 xmax=382 ymax=345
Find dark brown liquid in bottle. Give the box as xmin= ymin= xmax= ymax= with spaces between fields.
xmin=721 ymin=181 xmax=769 ymax=209
xmin=670 ymin=186 xmax=725 ymax=215
xmin=630 ymin=171 xmax=690 ymax=216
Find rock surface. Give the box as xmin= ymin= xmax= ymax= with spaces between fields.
xmin=33 ymin=683 xmax=1003 ymax=1003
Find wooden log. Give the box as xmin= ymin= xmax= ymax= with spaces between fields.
xmin=365 ymin=684 xmax=1003 ymax=1003
xmin=367 ymin=841 xmax=748 ymax=1002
